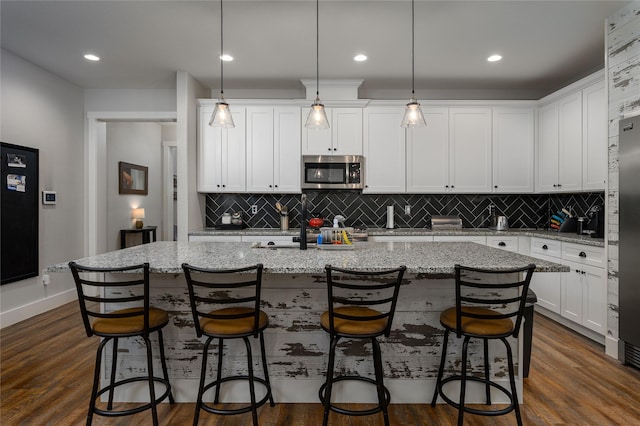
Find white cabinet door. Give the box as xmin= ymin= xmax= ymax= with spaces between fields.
xmin=557 ymin=91 xmax=583 ymax=191
xmin=561 ymin=265 xmax=583 ymax=323
xmin=246 ymin=107 xmax=275 ymax=192
xmin=582 ymin=264 xmax=606 ymax=335
xmin=333 ymin=108 xmax=363 ymax=155
xmin=582 ymin=81 xmax=607 ymax=190
xmin=492 ymin=108 xmax=534 ymax=193
xmin=246 ymin=107 xmax=301 ymax=193
xmin=363 ymin=107 xmax=406 ymax=193
xmin=449 ymin=108 xmax=492 ymax=192
xmin=537 ymin=102 xmax=560 ymax=192
xmin=274 ymin=107 xmax=301 ymax=193
xmin=197 ymin=106 xmax=246 ymax=192
xmin=302 ymin=107 xmax=362 ymax=155
xmin=530 ymin=271 xmax=562 ymax=314
xmin=407 ymin=108 xmax=449 ymax=193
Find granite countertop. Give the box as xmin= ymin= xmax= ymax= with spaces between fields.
xmin=189 ymin=227 xmax=605 ymax=247
xmin=49 ymin=241 xmax=568 ymax=275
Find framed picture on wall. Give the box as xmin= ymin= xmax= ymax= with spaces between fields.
xmin=119 ymin=161 xmax=148 ymax=195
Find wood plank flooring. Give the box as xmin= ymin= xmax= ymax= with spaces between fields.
xmin=2 ymin=301 xmax=639 ymax=425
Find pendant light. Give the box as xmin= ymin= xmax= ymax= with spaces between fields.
xmin=401 ymin=0 xmax=426 ymax=128
xmin=305 ymin=0 xmax=329 ymax=130
xmin=209 ymin=0 xmax=234 ymax=128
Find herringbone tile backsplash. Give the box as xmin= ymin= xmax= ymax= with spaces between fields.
xmin=205 ymin=192 xmax=605 ymax=229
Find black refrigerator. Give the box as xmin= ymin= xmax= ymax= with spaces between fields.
xmin=619 ymin=114 xmax=640 ymax=369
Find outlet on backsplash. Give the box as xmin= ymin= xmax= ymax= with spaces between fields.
xmin=251 ymin=205 xmax=258 ymax=215
xmin=404 ymin=205 xmax=411 ymax=216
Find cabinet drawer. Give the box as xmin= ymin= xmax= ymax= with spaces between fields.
xmin=562 ymin=243 xmax=604 ymax=269
xmin=486 ymin=236 xmax=519 ymax=252
xmin=530 ymin=238 xmax=562 ymax=259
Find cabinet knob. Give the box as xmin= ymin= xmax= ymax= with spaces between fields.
xmin=575 ymin=269 xmax=580 ymax=273
xmin=333 ymin=148 xmax=337 ymax=151
xmin=216 ymin=184 xmax=221 ymax=188
xmin=581 ymin=271 xmax=586 ymax=275
xmin=498 ymin=242 xmax=506 ymax=247
xmin=269 ymin=184 xmax=273 ymax=188
xmin=494 ymin=185 xmax=498 ymax=189
xmin=274 ymin=185 xmax=278 ymax=188
xmin=328 ymin=148 xmax=332 ymax=151
xmin=542 ymin=244 xmax=548 ymax=250
xmin=451 ymin=185 xmax=455 ymax=188
xmin=558 ymin=184 xmax=562 ymax=187
xmin=579 ymin=251 xmax=587 ymax=258
xmin=222 ymin=184 xmax=226 ymax=188
xmin=553 ymin=184 xmax=557 ymax=188
xmin=445 ymin=185 xmax=449 ymax=188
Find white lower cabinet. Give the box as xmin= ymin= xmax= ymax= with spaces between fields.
xmin=528 ymin=237 xmax=606 ymax=337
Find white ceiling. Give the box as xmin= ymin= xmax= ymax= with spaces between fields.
xmin=0 ymin=0 xmax=628 ymax=99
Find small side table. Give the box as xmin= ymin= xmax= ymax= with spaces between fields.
xmin=120 ymin=226 xmax=157 ymax=249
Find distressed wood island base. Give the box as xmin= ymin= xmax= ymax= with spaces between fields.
xmin=49 ymin=241 xmax=567 ymax=405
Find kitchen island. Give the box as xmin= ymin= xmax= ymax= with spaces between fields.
xmin=50 ymin=241 xmax=567 ymax=404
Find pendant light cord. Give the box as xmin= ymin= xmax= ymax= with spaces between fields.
xmin=220 ymin=0 xmax=224 ymax=97
xmin=411 ymin=0 xmax=415 ymax=98
xmin=316 ymin=0 xmax=320 ymax=99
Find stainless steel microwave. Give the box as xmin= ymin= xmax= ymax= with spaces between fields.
xmin=301 ymin=155 xmax=364 ymax=190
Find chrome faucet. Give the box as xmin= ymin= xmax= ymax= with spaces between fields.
xmin=299 ymin=193 xmax=307 ymax=250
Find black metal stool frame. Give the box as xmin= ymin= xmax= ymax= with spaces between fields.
xmin=320 ymin=264 xmax=406 ymax=426
xmin=430 ymin=263 xmax=536 ymax=426
xmin=69 ymin=261 xmax=174 ymax=426
xmin=182 ymin=263 xmax=275 ymax=426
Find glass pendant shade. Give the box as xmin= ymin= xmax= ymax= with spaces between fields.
xmin=305 ymin=99 xmax=329 ymax=130
xmin=209 ymin=98 xmax=235 ymax=128
xmin=401 ymin=98 xmax=426 ymax=128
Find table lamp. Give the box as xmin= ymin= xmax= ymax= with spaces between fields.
xmin=132 ymin=208 xmax=145 ymax=229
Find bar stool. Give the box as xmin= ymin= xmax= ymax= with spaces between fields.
xmin=69 ymin=262 xmax=174 ymax=426
xmin=430 ymin=263 xmax=536 ymax=426
xmin=319 ymin=264 xmax=406 ymax=426
xmin=182 ymin=263 xmax=274 ymax=426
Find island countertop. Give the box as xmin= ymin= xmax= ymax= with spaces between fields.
xmin=50 ymin=240 xmax=568 ymax=274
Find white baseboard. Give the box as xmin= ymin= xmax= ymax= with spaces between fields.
xmin=605 ymin=335 xmax=619 ymax=359
xmin=0 ymin=288 xmax=77 ymax=329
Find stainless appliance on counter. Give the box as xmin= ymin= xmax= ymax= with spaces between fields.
xmin=301 ymin=155 xmax=364 ymax=190
xmin=431 ymin=215 xmax=463 ymax=230
xmin=619 ymin=114 xmax=640 ymax=369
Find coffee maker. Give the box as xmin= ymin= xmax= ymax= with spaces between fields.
xmin=585 ymin=205 xmax=605 ymax=238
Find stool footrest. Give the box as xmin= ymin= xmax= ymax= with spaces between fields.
xmin=93 ymin=376 xmax=172 ymax=418
xmin=200 ymin=375 xmax=273 ymax=416
xmin=319 ymin=375 xmax=391 ymax=417
xmin=436 ymin=375 xmax=516 ymax=417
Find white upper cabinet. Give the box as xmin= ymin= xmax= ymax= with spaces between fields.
xmin=537 ymin=91 xmax=582 ymax=192
xmin=246 ymin=106 xmax=301 ymax=193
xmin=406 ymin=108 xmax=449 ymax=193
xmin=492 ymin=108 xmax=535 ymax=193
xmin=449 ymin=108 xmax=492 ymax=192
xmin=302 ymin=107 xmax=363 ymax=155
xmin=536 ymin=72 xmax=605 ymax=193
xmin=363 ymin=107 xmax=406 ymax=193
xmin=197 ymin=106 xmax=246 ymax=192
xmin=582 ymin=81 xmax=607 ymax=190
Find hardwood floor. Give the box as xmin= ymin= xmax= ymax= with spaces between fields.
xmin=2 ymin=301 xmax=639 ymax=425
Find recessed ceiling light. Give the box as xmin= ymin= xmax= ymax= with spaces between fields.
xmin=220 ymin=54 xmax=233 ymax=62
xmin=487 ymin=54 xmax=502 ymax=62
xmin=354 ymin=54 xmax=367 ymax=62
xmin=83 ymin=53 xmax=100 ymax=62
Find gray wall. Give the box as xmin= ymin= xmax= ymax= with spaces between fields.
xmin=0 ymin=49 xmax=84 ymax=322
xmin=607 ymin=1 xmax=640 ymax=353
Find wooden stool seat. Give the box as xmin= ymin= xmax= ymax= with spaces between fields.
xmin=200 ymin=307 xmax=269 ymax=336
xmin=439 ymin=306 xmax=514 ymax=336
xmin=320 ymin=306 xmax=388 ymax=335
xmin=92 ymin=307 xmax=169 ymax=335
